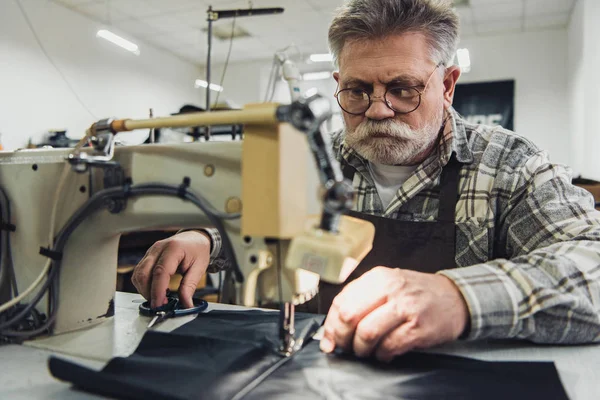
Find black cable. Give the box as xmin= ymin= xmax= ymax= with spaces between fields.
xmin=0 ymin=182 xmax=243 ymax=341
xmin=0 ymin=202 xmax=6 ymax=299
xmin=1 ymin=188 xmax=18 ymax=297
xmin=212 ymin=16 xmax=236 ymax=108
xmin=0 ymin=187 xmax=17 ymax=302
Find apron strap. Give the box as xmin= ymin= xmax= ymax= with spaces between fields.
xmin=341 ymin=160 xmax=355 ymax=182
xmin=437 ymin=153 xmax=462 ymax=223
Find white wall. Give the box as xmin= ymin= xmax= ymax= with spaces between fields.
xmin=568 ymin=0 xmax=600 ymax=180
xmin=213 ymin=58 xmax=343 ymax=131
xmin=214 ymin=29 xmax=571 ymax=166
xmin=457 ymin=29 xmax=569 ymax=166
xmin=0 ymin=1 xmax=203 ymax=150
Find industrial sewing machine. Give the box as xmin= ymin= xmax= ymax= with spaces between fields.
xmin=0 ymin=94 xmax=374 ymax=355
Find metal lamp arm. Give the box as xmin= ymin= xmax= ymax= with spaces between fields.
xmin=276 ymin=94 xmax=354 ymax=233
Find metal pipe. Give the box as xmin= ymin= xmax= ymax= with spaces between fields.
xmin=102 ymin=104 xmax=280 ymax=133
xmin=279 ymin=302 xmax=296 ymax=356
xmin=206 ymin=6 xmax=213 ymax=114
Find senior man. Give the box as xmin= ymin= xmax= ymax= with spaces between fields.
xmin=133 ymin=0 xmax=600 ymax=362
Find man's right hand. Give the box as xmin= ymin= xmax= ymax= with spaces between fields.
xmin=132 ymin=230 xmax=212 ymax=309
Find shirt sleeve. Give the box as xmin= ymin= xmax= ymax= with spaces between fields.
xmin=177 ymin=227 xmax=229 ymax=273
xmin=440 ymin=151 xmax=600 ymax=343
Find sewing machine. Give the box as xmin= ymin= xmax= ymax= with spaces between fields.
xmin=0 ymin=95 xmax=374 ymax=354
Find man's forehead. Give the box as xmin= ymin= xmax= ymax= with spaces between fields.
xmin=338 ymin=33 xmax=434 ymax=80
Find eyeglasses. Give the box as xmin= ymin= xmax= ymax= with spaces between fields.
xmin=334 ymin=63 xmax=443 ymax=116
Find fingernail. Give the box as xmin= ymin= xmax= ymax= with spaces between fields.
xmin=320 ymin=338 xmax=335 ymax=353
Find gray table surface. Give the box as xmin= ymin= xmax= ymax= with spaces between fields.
xmin=1 ymin=292 xmax=598 ymax=399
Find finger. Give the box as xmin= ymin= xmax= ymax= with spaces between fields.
xmin=320 ymin=304 xmax=353 ymax=353
xmin=321 ymin=269 xmax=393 ymax=352
xmin=178 ymin=258 xmax=208 ymax=308
xmin=150 ymin=246 xmax=184 ymax=308
xmin=375 ymin=320 xmax=419 ymax=363
xmin=131 ymin=248 xmax=161 ymax=301
xmin=353 ymin=300 xmax=407 ymax=358
xmin=335 ymin=267 xmax=397 ymax=327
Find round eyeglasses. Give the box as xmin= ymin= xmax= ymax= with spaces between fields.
xmin=335 ymin=63 xmax=442 ymax=116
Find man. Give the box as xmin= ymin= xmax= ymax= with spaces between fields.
xmin=133 ymin=0 xmax=600 ymax=361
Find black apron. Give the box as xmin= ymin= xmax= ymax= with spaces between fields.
xmin=315 ymin=154 xmax=462 ymax=314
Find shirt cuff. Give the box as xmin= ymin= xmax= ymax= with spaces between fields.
xmin=437 ymin=262 xmax=522 ymax=341
xmin=199 ymin=228 xmax=221 ymax=259
xmin=176 ymin=228 xmax=227 ymax=272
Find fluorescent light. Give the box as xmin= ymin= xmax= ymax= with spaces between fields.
xmin=96 ymin=29 xmax=140 ymax=55
xmin=194 ymin=79 xmax=224 ymax=92
xmin=456 ymin=48 xmax=471 ymax=73
xmin=309 ymin=53 xmax=333 ymax=63
xmin=302 ymin=71 xmax=332 ymax=81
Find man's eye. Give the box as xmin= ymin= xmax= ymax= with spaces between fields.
xmin=349 ymin=89 xmax=366 ymax=97
xmin=388 ymin=87 xmax=414 ymax=98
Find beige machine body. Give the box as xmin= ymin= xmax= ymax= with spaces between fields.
xmin=0 ymin=102 xmax=374 ymax=338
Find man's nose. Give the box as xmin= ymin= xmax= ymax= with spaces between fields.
xmin=364 ymin=96 xmax=395 ymax=120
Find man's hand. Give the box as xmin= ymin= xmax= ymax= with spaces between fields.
xmin=132 ymin=230 xmax=212 ymax=309
xmin=319 ymin=267 xmax=469 ymax=362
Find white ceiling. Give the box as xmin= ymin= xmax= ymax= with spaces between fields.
xmin=52 ymin=0 xmax=577 ymax=66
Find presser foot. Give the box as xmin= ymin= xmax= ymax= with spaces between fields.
xmin=277 ymin=289 xmax=319 ymax=357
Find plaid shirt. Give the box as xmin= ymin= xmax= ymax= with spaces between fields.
xmin=208 ymin=107 xmax=600 ymax=343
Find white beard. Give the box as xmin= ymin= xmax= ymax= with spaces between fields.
xmin=345 ymin=117 xmax=442 ymax=165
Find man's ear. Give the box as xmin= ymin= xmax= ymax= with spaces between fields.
xmin=442 ymin=65 xmax=461 ymax=109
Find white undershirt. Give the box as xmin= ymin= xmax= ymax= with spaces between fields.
xmin=367 ymin=162 xmax=418 ymax=209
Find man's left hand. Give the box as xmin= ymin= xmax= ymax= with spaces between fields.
xmin=319 ymin=267 xmax=469 ymax=362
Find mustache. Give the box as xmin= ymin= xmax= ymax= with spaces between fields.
xmin=351 ymin=119 xmax=417 ymax=141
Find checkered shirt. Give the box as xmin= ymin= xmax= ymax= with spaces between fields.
xmin=207 ymin=107 xmax=600 ymax=343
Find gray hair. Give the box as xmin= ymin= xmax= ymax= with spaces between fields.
xmin=328 ymin=0 xmax=460 ymax=67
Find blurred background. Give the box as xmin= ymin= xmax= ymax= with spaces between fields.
xmin=0 ymin=0 xmax=596 ymax=178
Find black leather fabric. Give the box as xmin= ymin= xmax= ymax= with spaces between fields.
xmin=244 ymin=341 xmax=570 ymax=400
xmin=49 ymin=310 xmax=569 ymax=400
xmin=49 ymin=310 xmax=323 ymax=400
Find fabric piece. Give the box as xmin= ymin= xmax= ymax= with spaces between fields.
xmin=49 ymin=310 xmax=569 ymax=400
xmin=367 ymin=161 xmax=418 ymax=209
xmin=49 ymin=310 xmax=323 ymax=400
xmin=244 ymin=341 xmax=570 ymax=400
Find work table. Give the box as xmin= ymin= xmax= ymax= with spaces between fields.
xmin=1 ymin=292 xmax=599 ymax=399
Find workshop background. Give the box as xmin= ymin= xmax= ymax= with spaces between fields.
xmin=2 ymin=0 xmax=597 ymax=173
xmin=1 ymin=0 xmax=599 ymax=293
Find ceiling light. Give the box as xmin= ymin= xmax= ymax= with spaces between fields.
xmin=456 ymin=48 xmax=471 ymax=73
xmin=309 ymin=53 xmax=333 ymax=63
xmin=194 ymin=79 xmax=224 ymax=92
xmin=302 ymin=71 xmax=332 ymax=81
xmin=96 ymin=29 xmax=140 ymax=55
